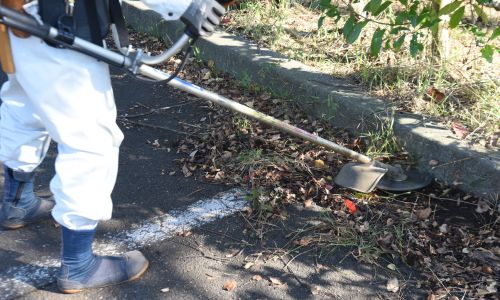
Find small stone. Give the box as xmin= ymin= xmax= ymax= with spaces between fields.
xmin=439 ymin=224 xmax=449 ymax=233
xmin=386 ymin=277 xmax=399 ymax=293
xmin=428 ymin=159 xmax=439 ymax=166
xmin=311 ymin=285 xmax=321 ymax=295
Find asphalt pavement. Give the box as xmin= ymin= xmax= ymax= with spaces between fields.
xmin=0 ymin=68 xmax=419 ymax=299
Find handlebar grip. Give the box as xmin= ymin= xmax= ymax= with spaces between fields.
xmin=0 ymin=5 xmax=51 ymax=39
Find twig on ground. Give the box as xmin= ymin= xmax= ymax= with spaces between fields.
xmin=283 ymin=247 xmax=315 ymax=270
xmin=186 ymin=188 xmax=205 ymax=197
xmin=172 ymin=239 xmax=230 ymax=262
xmin=119 ymin=119 xmax=190 ymax=135
xmin=199 ymin=227 xmax=252 ymax=245
xmin=427 ymin=266 xmax=451 ymax=297
xmin=178 ymin=121 xmax=203 ymax=129
xmin=119 ymin=101 xmax=194 ymax=118
xmin=415 ymin=192 xmax=477 ymax=206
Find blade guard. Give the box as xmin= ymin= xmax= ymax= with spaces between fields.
xmin=334 ymin=162 xmax=387 ymax=193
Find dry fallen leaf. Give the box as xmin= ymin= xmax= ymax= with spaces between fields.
xmin=179 ymin=230 xmax=192 ymax=237
xmin=416 ymin=207 xmax=432 ymax=220
xmin=303 ymin=199 xmax=314 ymax=207
xmin=202 ymin=70 xmax=212 ymax=80
xmin=221 ymin=151 xmax=232 ymax=161
xmin=475 ymin=200 xmax=490 ymax=213
xmin=225 ymin=249 xmax=241 ymax=258
xmin=315 ymin=264 xmax=329 ymax=272
xmin=377 ymin=233 xmax=394 ymax=252
xmin=205 ymin=273 xmax=217 ymax=281
xmin=223 ymin=279 xmax=237 ymax=291
xmin=489 ymin=131 xmax=499 ymax=147
xmin=452 ymin=121 xmax=470 ymax=139
xmin=386 ymin=277 xmax=399 ymax=293
xmin=426 ymin=86 xmax=445 ymax=102
xmin=295 ymin=236 xmax=313 ymax=246
xmin=269 ymin=277 xmax=283 ymax=286
xmin=482 ymin=265 xmax=493 ymax=274
xmin=189 ymin=149 xmax=198 ymax=159
xmin=252 ymin=274 xmax=263 ymax=281
xmin=314 ymin=159 xmax=326 ymax=169
xmin=357 ymin=221 xmax=370 ymax=233
xmin=486 ymin=281 xmax=497 ymax=293
xmin=182 ymin=164 xmax=192 ymax=177
xmin=243 ymin=262 xmax=255 ymax=269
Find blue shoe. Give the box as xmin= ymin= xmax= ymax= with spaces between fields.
xmin=57 ymin=226 xmax=149 ymax=294
xmin=1 ymin=167 xmax=54 ymax=229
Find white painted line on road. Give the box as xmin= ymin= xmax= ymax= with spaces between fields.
xmin=0 ymin=188 xmax=248 ymax=300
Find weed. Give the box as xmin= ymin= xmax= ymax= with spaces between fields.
xmin=238 ymin=72 xmax=262 ymax=94
xmin=325 ymin=94 xmax=339 ymax=113
xmin=232 ymin=116 xmax=252 ymax=133
xmin=267 ymin=85 xmax=293 ymax=100
xmin=362 ymin=111 xmax=401 ymax=159
xmin=225 ymin=0 xmax=500 ymax=141
xmin=237 ymin=148 xmax=263 ymax=165
xmin=191 ymin=45 xmax=203 ymax=63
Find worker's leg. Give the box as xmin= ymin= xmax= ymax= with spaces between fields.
xmin=11 ymin=33 xmax=123 ymax=230
xmin=9 ymin=32 xmax=148 ymax=292
xmin=0 ymin=74 xmax=54 ymax=229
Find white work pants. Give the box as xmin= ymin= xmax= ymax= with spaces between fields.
xmin=0 ymin=34 xmax=124 ymax=230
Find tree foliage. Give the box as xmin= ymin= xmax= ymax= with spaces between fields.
xmin=318 ymin=0 xmax=499 ymax=61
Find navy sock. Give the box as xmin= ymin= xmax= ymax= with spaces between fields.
xmin=59 ymin=226 xmax=98 ymax=282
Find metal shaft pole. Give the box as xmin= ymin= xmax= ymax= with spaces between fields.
xmin=138 ymin=65 xmax=373 ymax=164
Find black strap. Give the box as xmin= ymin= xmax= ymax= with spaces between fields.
xmin=83 ymin=0 xmax=102 ymax=46
xmin=109 ymin=0 xmax=129 ymax=48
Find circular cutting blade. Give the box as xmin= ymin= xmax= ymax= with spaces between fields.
xmin=376 ymin=168 xmax=433 ymax=192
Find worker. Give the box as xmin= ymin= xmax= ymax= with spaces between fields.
xmin=0 ymin=0 xmax=225 ymax=293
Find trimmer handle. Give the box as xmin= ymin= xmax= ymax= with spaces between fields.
xmin=142 ymin=0 xmax=235 ymax=65
xmin=141 ymin=0 xmax=236 ymax=65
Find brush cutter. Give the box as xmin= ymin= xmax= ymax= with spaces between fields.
xmin=0 ymin=4 xmax=432 ymax=193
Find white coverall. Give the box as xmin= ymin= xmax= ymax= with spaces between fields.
xmin=0 ymin=0 xmax=192 ymax=230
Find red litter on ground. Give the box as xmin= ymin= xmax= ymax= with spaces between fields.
xmin=343 ymin=199 xmax=357 ymax=214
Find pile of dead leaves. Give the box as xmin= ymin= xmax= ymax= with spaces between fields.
xmin=128 ymin=31 xmax=500 ymax=299
xmin=173 ymin=63 xmax=499 ymax=298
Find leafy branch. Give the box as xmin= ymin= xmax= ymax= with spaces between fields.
xmin=318 ymin=0 xmax=499 ymax=61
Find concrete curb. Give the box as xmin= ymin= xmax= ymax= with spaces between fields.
xmin=122 ymin=1 xmax=499 ymax=200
